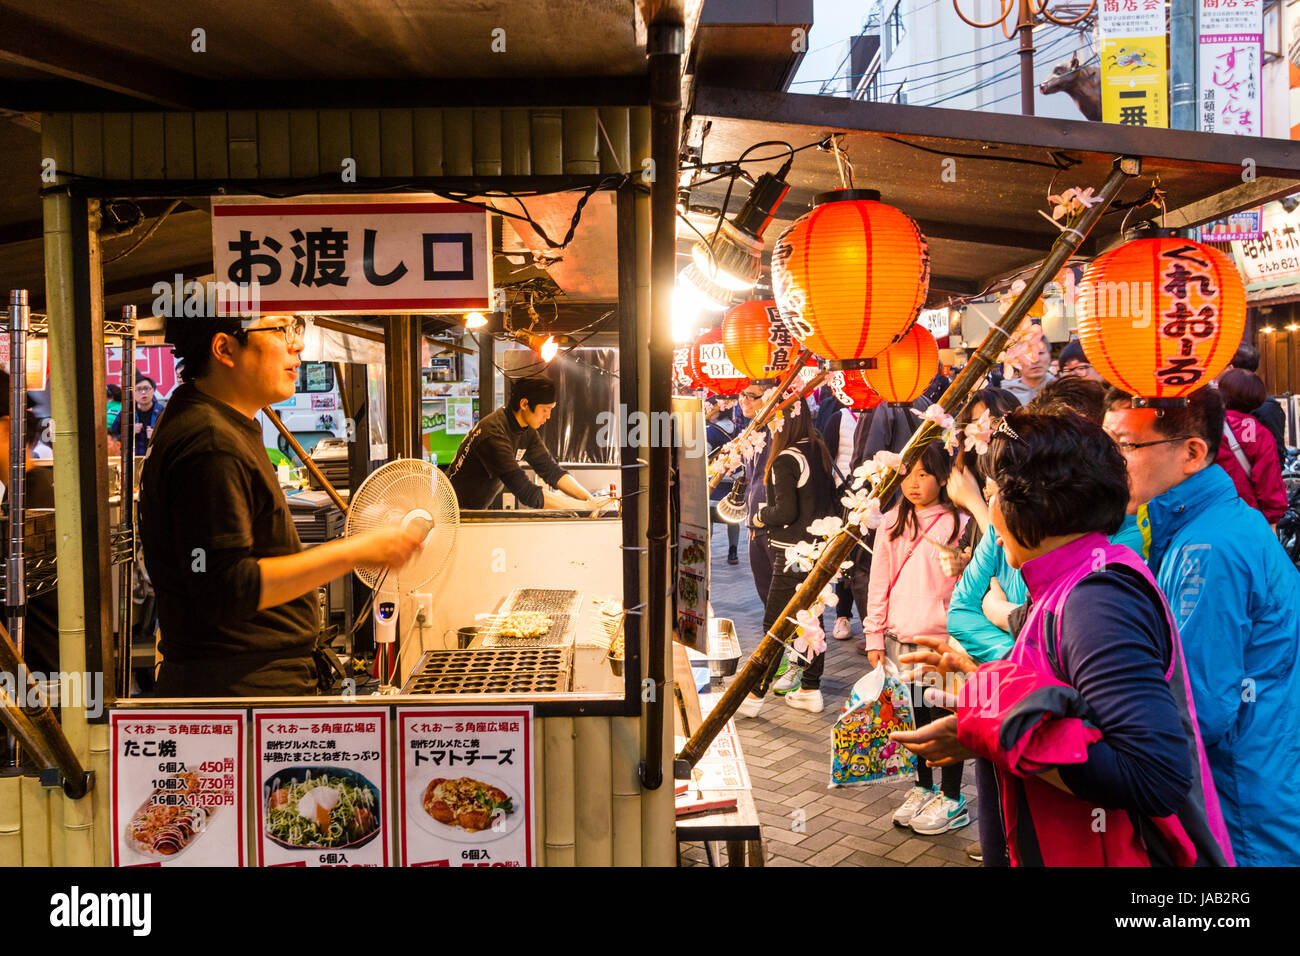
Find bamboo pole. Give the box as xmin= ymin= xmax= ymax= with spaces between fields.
xmin=573 ymin=716 xmax=613 ymax=866
xmin=89 ymin=721 xmax=110 ymax=866
xmin=679 ymin=155 xmax=1142 ymax=767
xmin=19 ymin=772 xmax=50 ymax=867
xmin=610 ymin=715 xmax=642 ymax=866
xmin=530 ymin=717 xmax=545 ymax=866
xmin=262 ymin=405 xmax=349 ymax=515
xmin=542 ymin=717 xmax=576 ymax=866
xmin=0 ymin=774 xmax=20 ymax=866
xmin=0 ymin=626 xmax=87 ymax=794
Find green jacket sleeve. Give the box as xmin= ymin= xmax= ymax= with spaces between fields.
xmin=947 ymin=531 xmax=1015 ymax=663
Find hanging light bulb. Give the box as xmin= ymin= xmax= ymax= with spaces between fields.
xmin=464 ymin=311 xmax=488 ymax=329
xmin=678 ymin=262 xmax=735 ymax=312
xmin=513 ymin=329 xmax=559 ymax=362
xmin=693 ymin=164 xmax=792 ymax=292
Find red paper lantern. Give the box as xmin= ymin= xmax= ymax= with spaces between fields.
xmin=864 ymin=324 xmax=938 ymax=404
xmin=1075 ymin=232 xmax=1246 ymax=400
xmin=722 ymin=300 xmax=801 ymax=380
xmin=689 ymin=328 xmax=750 ymax=395
xmin=829 ymin=369 xmax=883 ymax=410
xmin=771 ymin=189 xmax=929 ymax=363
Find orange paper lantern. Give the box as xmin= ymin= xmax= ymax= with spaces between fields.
xmin=689 ymin=328 xmax=750 ymax=396
xmin=864 ymin=324 xmax=939 ymax=404
xmin=829 ymin=369 xmax=883 ymax=410
xmin=1075 ymin=232 xmax=1245 ymax=400
xmin=771 ymin=189 xmax=929 ymax=363
xmin=722 ymin=300 xmax=801 ymax=380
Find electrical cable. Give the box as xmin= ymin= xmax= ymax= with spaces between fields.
xmin=882 ymin=136 xmax=1080 ymax=171
xmin=103 ymin=199 xmax=181 ymax=264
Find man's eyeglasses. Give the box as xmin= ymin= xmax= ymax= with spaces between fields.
xmin=237 ymin=316 xmax=306 ymax=348
xmin=740 ymin=391 xmax=764 ymax=401
xmin=1060 ymin=362 xmax=1093 ymax=377
xmin=1112 ymin=435 xmax=1192 ymax=454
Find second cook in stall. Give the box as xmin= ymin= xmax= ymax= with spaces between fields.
xmin=140 ymin=314 xmax=426 ymax=697
xmin=447 ymin=375 xmax=607 ymax=511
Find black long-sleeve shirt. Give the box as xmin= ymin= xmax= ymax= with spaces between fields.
xmin=447 ymin=407 xmax=568 ymax=509
xmin=1049 ymin=567 xmax=1193 ymax=818
xmin=758 ymin=438 xmax=834 ymax=549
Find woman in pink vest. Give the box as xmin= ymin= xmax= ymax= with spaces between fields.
xmin=892 ymin=410 xmax=1232 ymax=866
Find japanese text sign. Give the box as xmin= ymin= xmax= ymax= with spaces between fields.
xmin=211 ymin=196 xmax=490 ymax=314
xmin=254 ymin=710 xmax=390 ymax=867
xmin=1155 ymin=244 xmax=1225 ymax=388
xmin=1198 ymin=0 xmax=1263 ymax=136
xmin=1231 ymin=198 xmax=1300 ymax=285
xmin=1098 ymin=0 xmax=1169 ymax=128
xmin=111 ymin=711 xmax=245 ymax=867
xmin=397 ymin=708 xmax=534 ymax=867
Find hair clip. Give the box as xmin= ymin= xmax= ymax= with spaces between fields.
xmin=993 ymin=416 xmax=1022 ymax=443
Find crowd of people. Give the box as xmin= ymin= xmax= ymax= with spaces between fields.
xmin=711 ymin=338 xmax=1300 ymax=867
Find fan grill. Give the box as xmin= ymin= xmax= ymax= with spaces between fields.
xmin=345 ymin=458 xmax=459 ymax=590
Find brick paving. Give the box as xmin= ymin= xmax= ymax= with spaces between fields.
xmin=679 ymin=528 xmax=979 ymax=867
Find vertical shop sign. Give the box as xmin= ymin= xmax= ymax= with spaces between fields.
xmin=1198 ymin=0 xmax=1264 ymax=135
xmin=1098 ymin=0 xmax=1170 ymax=127
xmin=253 ymin=709 xmax=389 ymax=867
xmin=1231 ymin=198 xmax=1300 ymax=286
xmin=397 ymin=707 xmax=534 ymax=866
xmin=673 ymin=396 xmax=709 ymax=652
xmin=111 ymin=710 xmax=245 ymax=867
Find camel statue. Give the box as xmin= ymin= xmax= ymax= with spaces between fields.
xmin=1040 ymin=53 xmax=1101 ymax=121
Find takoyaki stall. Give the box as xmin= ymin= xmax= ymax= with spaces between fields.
xmin=3 ymin=0 xmax=1300 ymax=872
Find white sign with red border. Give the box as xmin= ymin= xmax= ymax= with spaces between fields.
xmin=397 ymin=707 xmax=534 ymax=867
xmin=110 ymin=710 xmax=245 ymax=867
xmin=253 ymin=709 xmax=390 ymax=867
xmin=211 ymin=195 xmax=491 ymax=314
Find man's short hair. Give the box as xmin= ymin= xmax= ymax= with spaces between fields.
xmin=507 ymin=376 xmax=557 ymax=413
xmin=1230 ymin=343 xmax=1260 ymax=372
xmin=136 ymin=374 xmax=157 ymax=390
xmin=1029 ymin=376 xmax=1107 ymax=425
xmin=165 ymin=316 xmax=243 ymax=384
xmin=1104 ymin=385 xmax=1225 ymax=463
xmin=1218 ymin=368 xmax=1266 ymax=414
xmin=979 ymin=409 xmax=1128 ymax=549
xmin=1058 ymin=339 xmax=1088 ymax=368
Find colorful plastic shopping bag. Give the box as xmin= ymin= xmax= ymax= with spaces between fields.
xmin=829 ymin=661 xmax=916 ymax=787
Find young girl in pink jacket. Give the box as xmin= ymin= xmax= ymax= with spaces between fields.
xmin=864 ymin=441 xmax=969 ymax=835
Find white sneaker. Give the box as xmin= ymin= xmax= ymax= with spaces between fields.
xmin=773 ymin=665 xmax=803 ymax=694
xmin=833 ymin=617 xmax=852 ymax=640
xmin=892 ymin=786 xmax=937 ymax=828
xmin=910 ymin=793 xmax=970 ymax=834
xmin=737 ymin=695 xmax=764 ymax=718
xmin=784 ymin=688 xmax=824 ymax=713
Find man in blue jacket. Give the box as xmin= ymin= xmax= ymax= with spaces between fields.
xmin=1104 ymin=385 xmax=1300 ymax=865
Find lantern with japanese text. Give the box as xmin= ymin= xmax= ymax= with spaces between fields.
xmin=672 ymin=346 xmax=695 ymax=391
xmin=689 ymin=328 xmax=750 ymax=395
xmin=722 ymin=300 xmax=801 ymax=380
xmin=1075 ymin=228 xmax=1245 ymax=402
xmin=771 ymin=189 xmax=929 ymax=364
xmin=864 ymin=323 xmax=939 ymax=405
xmin=829 ymin=369 xmax=883 ymax=410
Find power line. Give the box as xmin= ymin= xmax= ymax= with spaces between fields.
xmin=911 ymin=32 xmax=1078 ymax=108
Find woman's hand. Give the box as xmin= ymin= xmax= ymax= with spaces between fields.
xmin=945 ymin=463 xmax=982 ymax=512
xmin=898 ymin=635 xmax=979 ymax=704
xmin=868 ymin=649 xmax=883 ymax=668
xmin=892 ymin=714 xmax=976 ymax=767
xmin=938 ymin=545 xmax=971 ymax=579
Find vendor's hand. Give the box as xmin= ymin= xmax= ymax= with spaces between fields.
xmin=891 ymin=714 xmax=976 ymax=768
xmin=945 ymin=463 xmax=982 ymax=512
xmin=352 ymin=526 xmax=425 ymax=572
xmin=938 ymin=545 xmax=970 ymax=579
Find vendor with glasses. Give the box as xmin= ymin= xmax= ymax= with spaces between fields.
xmin=140 ymin=315 xmax=426 ymax=697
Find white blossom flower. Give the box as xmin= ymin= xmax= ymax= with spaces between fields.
xmin=873 ymin=449 xmax=906 ymax=476
xmin=964 ymin=409 xmax=994 ymax=456
xmin=807 ymin=515 xmax=843 ymax=538
xmin=794 ymin=609 xmax=826 ymax=655
xmin=913 ymin=403 xmax=955 ymax=431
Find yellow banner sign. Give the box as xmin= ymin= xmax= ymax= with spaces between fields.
xmin=1101 ymin=37 xmax=1169 ymax=128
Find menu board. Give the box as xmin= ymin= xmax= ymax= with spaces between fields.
xmin=110 ymin=710 xmax=245 ymax=867
xmin=397 ymin=707 xmax=535 ymax=867
xmin=673 ymin=396 xmax=709 ymax=652
xmin=253 ymin=709 xmax=389 ymax=867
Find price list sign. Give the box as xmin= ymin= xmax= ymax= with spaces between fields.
xmin=110 ymin=710 xmax=245 ymax=867
xmin=253 ymin=709 xmax=390 ymax=867
xmin=397 ymin=708 xmax=534 ymax=867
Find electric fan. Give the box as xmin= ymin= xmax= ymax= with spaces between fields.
xmin=344 ymin=458 xmax=460 ymax=692
xmin=716 ymin=474 xmax=748 ymax=524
